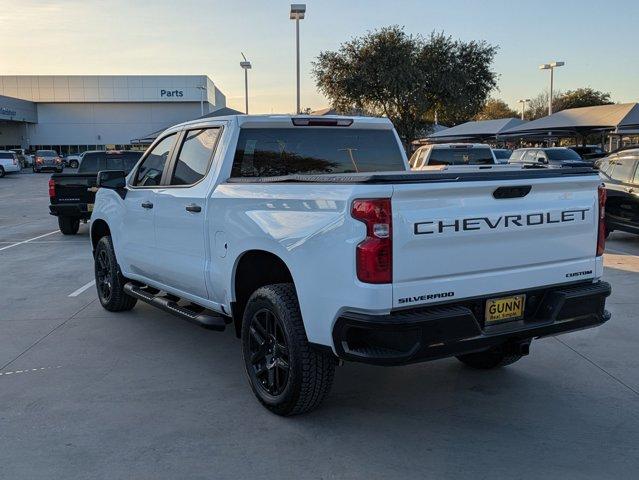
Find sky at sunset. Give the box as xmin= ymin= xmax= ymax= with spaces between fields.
xmin=2 ymin=0 xmax=638 ymax=114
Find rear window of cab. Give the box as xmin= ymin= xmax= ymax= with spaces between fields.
xmin=231 ymin=128 xmax=405 ymax=177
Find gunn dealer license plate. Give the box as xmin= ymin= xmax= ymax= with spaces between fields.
xmin=485 ymin=294 xmax=525 ymax=325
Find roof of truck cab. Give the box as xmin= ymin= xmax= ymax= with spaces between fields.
xmin=168 ymin=114 xmax=394 ymax=132
xmin=427 ymin=143 xmax=492 ymax=149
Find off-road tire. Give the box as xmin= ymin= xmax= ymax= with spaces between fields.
xmin=94 ymin=236 xmax=137 ymax=312
xmin=241 ymin=283 xmax=336 ymax=416
xmin=456 ymin=346 xmax=522 ymax=369
xmin=58 ymin=216 xmax=80 ymax=235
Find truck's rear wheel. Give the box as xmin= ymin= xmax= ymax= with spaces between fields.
xmin=456 ymin=345 xmax=522 ymax=369
xmin=94 ymin=236 xmax=137 ymax=312
xmin=58 ymin=216 xmax=80 ymax=235
xmin=241 ymin=283 xmax=336 ymax=416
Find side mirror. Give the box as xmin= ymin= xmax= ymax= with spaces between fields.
xmin=97 ymin=170 xmax=126 ymax=189
xmin=536 ymin=157 xmax=547 ymax=164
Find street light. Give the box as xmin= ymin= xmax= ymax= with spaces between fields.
xmin=290 ymin=3 xmax=306 ymax=114
xmin=539 ymin=61 xmax=565 ymax=115
xmin=518 ymin=98 xmax=531 ymax=120
xmin=196 ymin=84 xmax=206 ymax=116
xmin=240 ymin=53 xmax=252 ymax=114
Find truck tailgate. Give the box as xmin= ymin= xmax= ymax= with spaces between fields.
xmin=51 ymin=174 xmax=96 ymax=204
xmin=391 ymin=174 xmax=601 ymax=308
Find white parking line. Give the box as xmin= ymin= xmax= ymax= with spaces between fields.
xmin=0 ymin=365 xmax=62 ymax=377
xmin=68 ymin=280 xmax=96 ymax=297
xmin=0 ymin=230 xmax=59 ymax=252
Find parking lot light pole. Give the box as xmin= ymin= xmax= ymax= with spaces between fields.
xmin=290 ymin=4 xmax=306 ymax=114
xmin=539 ymin=61 xmax=565 ymax=115
xmin=518 ymin=98 xmax=531 ymax=120
xmin=240 ymin=53 xmax=252 ymax=114
xmin=196 ymin=85 xmax=206 ymax=116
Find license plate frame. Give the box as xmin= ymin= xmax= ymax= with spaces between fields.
xmin=485 ymin=294 xmax=526 ymax=325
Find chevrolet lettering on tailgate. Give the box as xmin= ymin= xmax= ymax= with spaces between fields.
xmin=414 ymin=208 xmax=590 ymax=235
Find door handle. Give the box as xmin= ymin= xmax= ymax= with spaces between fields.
xmin=185 ymin=203 xmax=202 ymax=213
xmin=141 ymin=201 xmax=154 ymax=209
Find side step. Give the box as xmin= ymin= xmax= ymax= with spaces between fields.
xmin=124 ymin=282 xmax=226 ymax=331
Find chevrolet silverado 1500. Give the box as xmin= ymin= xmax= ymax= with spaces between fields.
xmin=89 ymin=115 xmax=611 ymax=415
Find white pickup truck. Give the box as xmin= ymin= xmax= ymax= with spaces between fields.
xmin=90 ymin=115 xmax=611 ymax=415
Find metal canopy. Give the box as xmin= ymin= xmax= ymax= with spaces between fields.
xmin=501 ymin=103 xmax=639 ymax=137
xmin=425 ymin=118 xmax=527 ymax=143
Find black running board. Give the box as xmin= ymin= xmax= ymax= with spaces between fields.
xmin=124 ymin=282 xmax=226 ymax=331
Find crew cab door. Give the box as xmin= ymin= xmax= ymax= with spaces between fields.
xmin=120 ymin=133 xmax=178 ymax=278
xmin=153 ymin=126 xmax=223 ymax=299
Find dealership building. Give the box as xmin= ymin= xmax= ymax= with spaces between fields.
xmin=0 ymin=75 xmax=229 ymax=154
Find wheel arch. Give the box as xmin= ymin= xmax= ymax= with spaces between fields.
xmin=231 ymin=249 xmax=296 ymax=338
xmin=90 ymin=218 xmax=111 ymax=251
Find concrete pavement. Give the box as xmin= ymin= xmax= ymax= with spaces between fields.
xmin=1 ymin=171 xmax=638 ymax=480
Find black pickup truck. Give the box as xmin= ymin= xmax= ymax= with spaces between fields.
xmin=49 ymin=150 xmax=142 ymax=234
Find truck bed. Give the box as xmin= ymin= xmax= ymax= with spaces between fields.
xmin=227 ymin=165 xmax=597 ymax=184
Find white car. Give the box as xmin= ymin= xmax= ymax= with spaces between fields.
xmin=90 ymin=115 xmax=611 ymax=415
xmin=65 ymin=154 xmax=81 ymax=168
xmin=409 ymin=143 xmax=497 ymax=169
xmin=0 ymin=150 xmax=21 ymax=177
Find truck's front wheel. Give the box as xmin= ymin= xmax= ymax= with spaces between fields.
xmin=58 ymin=216 xmax=80 ymax=235
xmin=241 ymin=284 xmax=336 ymax=416
xmin=94 ymin=236 xmax=137 ymax=312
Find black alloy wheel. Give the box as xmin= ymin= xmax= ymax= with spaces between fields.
xmin=95 ymin=247 xmax=113 ymax=304
xmin=247 ymin=308 xmax=290 ymax=396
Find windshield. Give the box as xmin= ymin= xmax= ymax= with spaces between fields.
xmin=37 ymin=150 xmax=57 ymax=157
xmin=546 ymin=148 xmax=583 ymax=161
xmin=428 ymin=146 xmax=494 ymax=165
xmin=231 ymin=128 xmax=405 ymax=177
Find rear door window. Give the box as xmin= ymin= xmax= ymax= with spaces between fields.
xmin=133 ymin=134 xmax=177 ymax=186
xmin=170 ymin=128 xmax=221 ymax=185
xmin=612 ymin=156 xmax=639 ymax=183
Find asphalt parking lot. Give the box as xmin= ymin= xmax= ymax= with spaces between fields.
xmin=1 ymin=170 xmax=639 ymax=480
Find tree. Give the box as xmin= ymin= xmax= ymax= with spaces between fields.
xmin=555 ymin=88 xmax=613 ymax=111
xmin=527 ymin=88 xmax=613 ymax=120
xmin=527 ymin=90 xmax=559 ymax=120
xmin=474 ymin=98 xmax=518 ymax=120
xmin=312 ymin=26 xmax=498 ymax=145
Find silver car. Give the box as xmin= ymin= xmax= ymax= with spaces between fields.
xmin=33 ymin=150 xmax=63 ymax=173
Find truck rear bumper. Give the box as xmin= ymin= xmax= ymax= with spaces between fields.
xmin=49 ymin=204 xmax=91 ymax=219
xmin=332 ymin=281 xmax=611 ymax=366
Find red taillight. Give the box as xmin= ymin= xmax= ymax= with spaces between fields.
xmin=352 ymin=198 xmax=392 ymax=284
xmin=597 ymin=184 xmax=606 ymax=256
xmin=48 ymin=179 xmax=56 ymax=198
